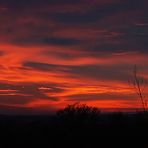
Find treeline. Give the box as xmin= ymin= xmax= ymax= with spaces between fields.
xmin=0 ymin=104 xmax=148 ymax=147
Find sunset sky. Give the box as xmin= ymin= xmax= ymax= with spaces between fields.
xmin=0 ymin=0 xmax=148 ymax=114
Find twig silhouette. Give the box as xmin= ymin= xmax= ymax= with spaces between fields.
xmin=129 ymin=65 xmax=147 ymax=112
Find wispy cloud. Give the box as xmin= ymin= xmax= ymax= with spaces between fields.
xmin=0 ymin=0 xmax=147 ymax=113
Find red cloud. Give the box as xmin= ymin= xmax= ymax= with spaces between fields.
xmin=0 ymin=0 xmax=147 ymax=114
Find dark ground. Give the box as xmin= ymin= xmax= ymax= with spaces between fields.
xmin=0 ymin=112 xmax=148 ymax=148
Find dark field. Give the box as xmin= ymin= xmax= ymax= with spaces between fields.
xmin=0 ymin=111 xmax=148 ymax=148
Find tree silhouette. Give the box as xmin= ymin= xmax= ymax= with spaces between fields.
xmin=56 ymin=103 xmax=101 ymax=125
xmin=129 ymin=65 xmax=147 ymax=111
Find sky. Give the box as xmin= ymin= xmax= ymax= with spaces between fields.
xmin=0 ymin=0 xmax=148 ymax=114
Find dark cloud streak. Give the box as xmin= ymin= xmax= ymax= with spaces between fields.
xmin=23 ymin=61 xmax=132 ymax=82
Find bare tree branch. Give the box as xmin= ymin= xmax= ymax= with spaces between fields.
xmin=129 ymin=65 xmax=147 ymax=111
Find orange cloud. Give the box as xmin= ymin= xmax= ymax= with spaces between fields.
xmin=0 ymin=0 xmax=148 ymax=114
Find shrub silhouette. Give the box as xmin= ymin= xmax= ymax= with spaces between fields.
xmin=56 ymin=103 xmax=101 ymax=126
